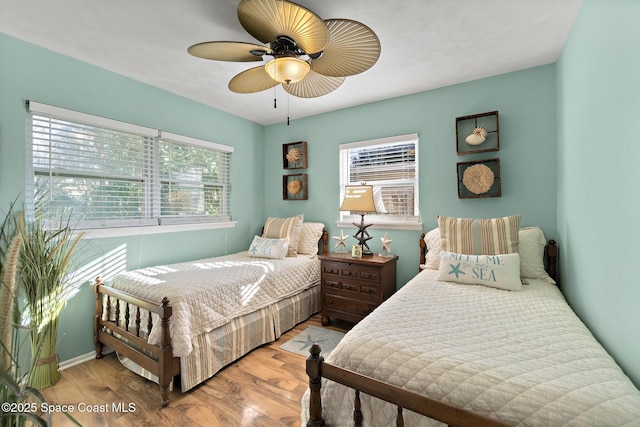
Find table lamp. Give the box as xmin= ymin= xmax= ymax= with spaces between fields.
xmin=340 ymin=185 xmax=377 ymax=256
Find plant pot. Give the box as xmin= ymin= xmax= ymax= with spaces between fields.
xmin=28 ymin=318 xmax=60 ymax=389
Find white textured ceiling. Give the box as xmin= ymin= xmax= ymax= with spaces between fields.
xmin=0 ymin=0 xmax=582 ymax=125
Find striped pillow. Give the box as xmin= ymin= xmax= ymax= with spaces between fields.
xmin=262 ymin=215 xmax=304 ymax=257
xmin=438 ymin=215 xmax=520 ymax=255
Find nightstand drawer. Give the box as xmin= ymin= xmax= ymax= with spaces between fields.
xmin=322 ymin=279 xmax=368 ymax=296
xmin=322 ymin=263 xmax=342 ymax=275
xmin=340 ymin=266 xmax=380 ymax=283
xmin=360 ymin=284 xmax=379 ymax=296
xmin=323 ymin=293 xmax=376 ymax=318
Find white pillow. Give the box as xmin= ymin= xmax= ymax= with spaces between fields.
xmin=247 ymin=236 xmax=289 ymax=259
xmin=297 ymin=222 xmax=325 ymax=257
xmin=437 ymin=251 xmax=522 ymax=291
xmin=422 ymin=227 xmax=442 ymax=270
xmin=519 ymin=227 xmax=556 ymax=284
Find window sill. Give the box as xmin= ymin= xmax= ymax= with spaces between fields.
xmin=80 ymin=221 xmax=237 ymax=239
xmin=336 ymin=220 xmax=422 ymax=231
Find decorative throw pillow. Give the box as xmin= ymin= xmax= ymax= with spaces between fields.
xmin=519 ymin=227 xmax=556 ymax=284
xmin=247 ymin=236 xmax=289 ymax=259
xmin=438 ymin=215 xmax=520 ymax=255
xmin=297 ymin=222 xmax=325 ymax=257
xmin=437 ymin=251 xmax=522 ymax=291
xmin=421 ymin=227 xmax=442 ymax=270
xmin=262 ymin=214 xmax=303 ymax=257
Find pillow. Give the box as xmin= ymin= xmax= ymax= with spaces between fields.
xmin=297 ymin=222 xmax=325 ymax=257
xmin=262 ymin=215 xmax=303 ymax=257
xmin=247 ymin=236 xmax=289 ymax=259
xmin=437 ymin=251 xmax=522 ymax=291
xmin=519 ymin=227 xmax=556 ymax=284
xmin=438 ymin=215 xmax=520 ymax=255
xmin=421 ymin=227 xmax=442 ymax=270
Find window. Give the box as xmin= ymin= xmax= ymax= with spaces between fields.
xmin=339 ymin=133 xmax=419 ymax=228
xmin=27 ymin=102 xmax=233 ymax=231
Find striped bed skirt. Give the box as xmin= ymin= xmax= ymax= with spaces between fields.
xmin=118 ymin=283 xmax=320 ymax=391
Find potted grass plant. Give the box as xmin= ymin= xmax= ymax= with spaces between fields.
xmin=0 ymin=204 xmax=50 ymax=427
xmin=18 ymin=214 xmax=83 ymax=390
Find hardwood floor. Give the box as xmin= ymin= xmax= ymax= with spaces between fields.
xmin=40 ymin=314 xmax=351 ymax=427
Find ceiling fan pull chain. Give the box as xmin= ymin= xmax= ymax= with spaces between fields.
xmin=287 ymin=92 xmax=290 ymax=126
xmin=273 ymin=85 xmax=277 ymax=109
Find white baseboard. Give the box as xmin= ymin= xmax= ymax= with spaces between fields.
xmin=59 ymin=347 xmax=114 ymax=371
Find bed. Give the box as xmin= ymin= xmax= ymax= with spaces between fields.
xmin=303 ymin=216 xmax=640 ymax=426
xmin=94 ymin=216 xmax=327 ymax=406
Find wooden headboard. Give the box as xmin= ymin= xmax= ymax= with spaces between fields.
xmin=419 ymin=233 xmax=558 ymax=283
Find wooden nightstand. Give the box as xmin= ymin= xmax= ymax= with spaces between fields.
xmin=318 ymin=252 xmax=398 ymax=326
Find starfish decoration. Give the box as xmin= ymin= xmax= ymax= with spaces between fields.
xmin=332 ymin=229 xmax=349 ymax=251
xmin=352 ymin=220 xmax=374 ymax=254
xmin=381 ymin=232 xmax=392 ymax=253
xmin=448 ymin=263 xmax=466 ymax=279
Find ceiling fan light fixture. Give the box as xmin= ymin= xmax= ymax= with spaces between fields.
xmin=265 ymin=57 xmax=310 ymax=84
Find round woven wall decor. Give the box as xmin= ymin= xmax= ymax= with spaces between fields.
xmin=462 ymin=164 xmax=494 ymax=194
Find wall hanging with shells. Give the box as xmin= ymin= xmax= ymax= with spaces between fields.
xmin=283 ymin=173 xmax=308 ymax=200
xmin=283 ymin=141 xmax=308 ymax=169
xmin=455 ymin=111 xmax=499 ymax=155
xmin=456 ymin=158 xmax=501 ymax=199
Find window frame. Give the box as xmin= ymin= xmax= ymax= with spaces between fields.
xmin=26 ymin=101 xmax=235 ymax=237
xmin=338 ymin=133 xmax=421 ymax=231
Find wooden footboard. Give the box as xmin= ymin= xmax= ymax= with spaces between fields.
xmin=306 ymin=344 xmax=509 ymax=427
xmin=94 ymin=277 xmax=180 ymax=407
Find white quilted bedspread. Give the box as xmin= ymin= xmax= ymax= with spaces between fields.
xmin=109 ymin=252 xmax=319 ymax=357
xmin=302 ymin=270 xmax=640 ymax=426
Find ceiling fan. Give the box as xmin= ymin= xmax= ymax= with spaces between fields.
xmin=187 ymin=0 xmax=381 ymax=98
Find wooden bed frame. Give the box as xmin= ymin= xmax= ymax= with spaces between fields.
xmin=306 ymin=235 xmax=558 ymax=427
xmin=94 ymin=230 xmax=329 ymax=407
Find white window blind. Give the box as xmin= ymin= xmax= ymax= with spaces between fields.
xmin=339 ymin=133 xmax=419 ymax=224
xmin=158 ymin=133 xmax=231 ymax=225
xmin=27 ymin=102 xmax=233 ymax=230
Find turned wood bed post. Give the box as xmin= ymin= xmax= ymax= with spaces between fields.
xmin=419 ymin=233 xmax=427 ymax=270
xmin=306 ymin=343 xmax=325 ymax=427
xmin=94 ymin=277 xmax=105 ymax=359
xmin=321 ymin=229 xmax=329 ymax=255
xmin=545 ymin=239 xmax=558 ymax=283
xmin=158 ymin=297 xmax=173 ymax=407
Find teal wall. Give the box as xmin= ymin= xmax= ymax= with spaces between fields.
xmin=264 ymin=65 xmax=558 ymax=288
xmin=557 ymin=0 xmax=640 ymax=386
xmin=0 ymin=33 xmax=265 ymax=361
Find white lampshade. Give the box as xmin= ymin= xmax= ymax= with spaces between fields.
xmin=340 ymin=185 xmax=377 ymax=213
xmin=265 ymin=57 xmax=311 ymax=84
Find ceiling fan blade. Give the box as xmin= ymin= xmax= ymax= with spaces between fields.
xmin=310 ymin=19 xmax=381 ymax=77
xmin=228 ymin=66 xmax=279 ymax=93
xmin=237 ymin=0 xmax=329 ymax=55
xmin=283 ymin=70 xmax=345 ymax=98
xmin=188 ymin=41 xmax=269 ymax=62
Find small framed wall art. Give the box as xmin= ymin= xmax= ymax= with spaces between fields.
xmin=282 ymin=141 xmax=308 ymax=169
xmin=457 ymin=158 xmax=501 ymax=199
xmin=283 ymin=173 xmax=308 ymax=200
xmin=455 ymin=111 xmax=499 ymax=155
